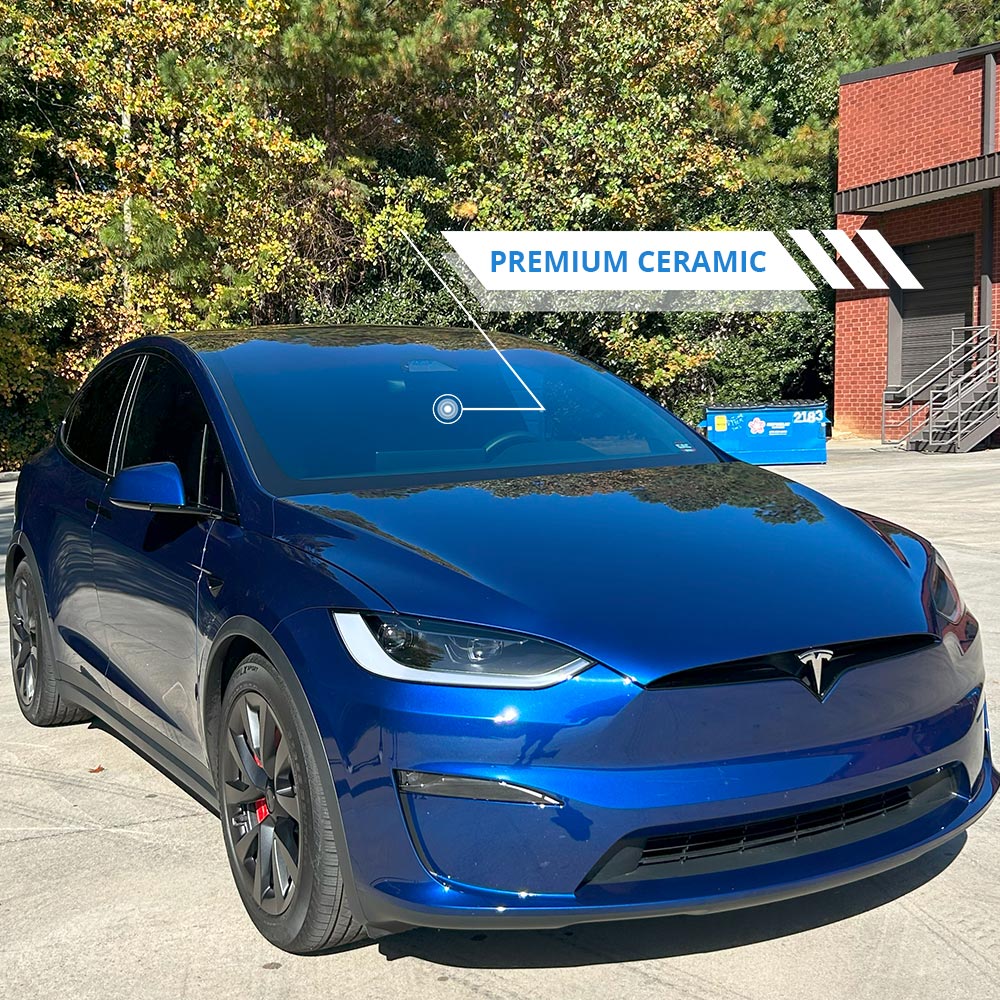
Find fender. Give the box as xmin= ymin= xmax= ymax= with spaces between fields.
xmin=6 ymin=527 xmax=32 ymax=587
xmin=202 ymin=615 xmax=371 ymax=932
xmin=6 ymin=530 xmax=58 ymax=661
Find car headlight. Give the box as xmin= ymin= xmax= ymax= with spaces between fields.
xmin=930 ymin=550 xmax=965 ymax=624
xmin=332 ymin=611 xmax=593 ymax=688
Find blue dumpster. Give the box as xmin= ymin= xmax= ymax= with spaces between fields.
xmin=701 ymin=401 xmax=828 ymax=465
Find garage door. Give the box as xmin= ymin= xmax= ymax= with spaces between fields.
xmin=897 ymin=234 xmax=975 ymax=384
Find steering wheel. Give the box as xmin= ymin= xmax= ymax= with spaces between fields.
xmin=484 ymin=430 xmax=538 ymax=458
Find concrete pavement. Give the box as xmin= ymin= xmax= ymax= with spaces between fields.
xmin=1 ymin=446 xmax=998 ymax=1000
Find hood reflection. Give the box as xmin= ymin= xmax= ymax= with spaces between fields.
xmin=346 ymin=462 xmax=823 ymax=526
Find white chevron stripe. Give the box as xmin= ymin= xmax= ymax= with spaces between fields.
xmin=855 ymin=230 xmax=923 ymax=289
xmin=787 ymin=230 xmax=854 ymax=289
xmin=822 ymin=229 xmax=888 ymax=289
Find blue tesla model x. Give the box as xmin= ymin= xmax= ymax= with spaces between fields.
xmin=6 ymin=326 xmax=995 ymax=953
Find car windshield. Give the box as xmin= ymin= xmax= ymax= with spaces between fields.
xmin=197 ymin=331 xmax=721 ymax=494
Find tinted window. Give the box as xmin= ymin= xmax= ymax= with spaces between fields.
xmin=200 ymin=338 xmax=719 ymax=495
xmin=122 ymin=355 xmax=235 ymax=512
xmin=200 ymin=424 xmax=237 ymax=513
xmin=63 ymin=358 xmax=136 ymax=473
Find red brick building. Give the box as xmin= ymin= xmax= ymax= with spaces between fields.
xmin=835 ymin=42 xmax=1000 ymax=448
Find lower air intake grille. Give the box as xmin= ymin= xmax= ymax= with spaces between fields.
xmin=583 ymin=767 xmax=958 ymax=886
xmin=641 ymin=785 xmax=911 ymax=866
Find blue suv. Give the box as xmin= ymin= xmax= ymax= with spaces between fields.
xmin=7 ymin=326 xmax=995 ymax=952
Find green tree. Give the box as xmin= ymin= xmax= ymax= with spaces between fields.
xmin=321 ymin=0 xmax=748 ymax=408
xmin=0 ymin=0 xmax=489 ymax=466
xmin=0 ymin=0 xmax=325 ymax=464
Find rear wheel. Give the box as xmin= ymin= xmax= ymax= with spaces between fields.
xmin=8 ymin=561 xmax=88 ymax=726
xmin=218 ymin=653 xmax=365 ymax=952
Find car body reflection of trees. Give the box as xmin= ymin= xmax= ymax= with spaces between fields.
xmin=350 ymin=462 xmax=824 ymax=526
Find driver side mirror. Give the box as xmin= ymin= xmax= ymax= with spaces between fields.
xmin=108 ymin=462 xmax=189 ymax=513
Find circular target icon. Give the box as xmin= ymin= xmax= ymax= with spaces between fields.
xmin=432 ymin=394 xmax=463 ymax=424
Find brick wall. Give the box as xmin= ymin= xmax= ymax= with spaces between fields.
xmin=833 ymin=287 xmax=889 ymax=438
xmin=834 ymin=195 xmax=985 ymax=437
xmin=834 ymin=48 xmax=1000 ymax=439
xmin=839 ymin=59 xmax=984 ymax=190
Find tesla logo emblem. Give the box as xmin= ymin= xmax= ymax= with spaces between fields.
xmin=797 ymin=648 xmax=834 ymax=696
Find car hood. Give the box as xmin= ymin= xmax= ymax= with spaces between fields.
xmin=276 ymin=462 xmax=934 ymax=685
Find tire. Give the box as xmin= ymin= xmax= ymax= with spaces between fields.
xmin=217 ymin=653 xmax=366 ymax=953
xmin=7 ymin=561 xmax=89 ymax=727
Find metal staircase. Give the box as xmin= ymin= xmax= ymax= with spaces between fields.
xmin=882 ymin=326 xmax=1000 ymax=453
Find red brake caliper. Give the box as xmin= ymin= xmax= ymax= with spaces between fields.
xmin=252 ymin=750 xmax=268 ymax=822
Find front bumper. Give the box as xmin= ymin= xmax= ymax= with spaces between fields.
xmin=362 ymin=752 xmax=996 ymax=932
xmin=277 ymin=610 xmax=996 ymax=934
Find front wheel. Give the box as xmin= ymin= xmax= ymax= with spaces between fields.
xmin=217 ymin=653 xmax=365 ymax=953
xmin=8 ymin=561 xmax=88 ymax=726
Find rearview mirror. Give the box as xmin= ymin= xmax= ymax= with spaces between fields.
xmin=108 ymin=462 xmax=189 ymax=513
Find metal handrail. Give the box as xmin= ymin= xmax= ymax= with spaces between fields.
xmin=948 ymin=386 xmax=999 ymax=449
xmin=881 ymin=328 xmax=989 ymax=444
xmin=923 ymin=357 xmax=999 ymax=445
xmin=928 ymin=385 xmax=1000 ymax=450
xmin=882 ymin=325 xmax=999 ymax=449
xmin=884 ymin=326 xmax=991 ymax=410
xmin=929 ymin=349 xmax=998 ymax=404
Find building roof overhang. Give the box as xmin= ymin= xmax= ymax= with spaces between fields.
xmin=836 ymin=151 xmax=1000 ymax=215
xmin=840 ymin=41 xmax=1000 ymax=85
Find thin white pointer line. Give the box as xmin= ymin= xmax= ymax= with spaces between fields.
xmin=402 ymin=231 xmax=545 ymax=412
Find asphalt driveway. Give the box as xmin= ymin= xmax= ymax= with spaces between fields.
xmin=1 ymin=444 xmax=998 ymax=1000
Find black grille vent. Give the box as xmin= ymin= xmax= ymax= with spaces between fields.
xmin=641 ymin=785 xmax=911 ymax=867
xmin=647 ymin=633 xmax=938 ymax=695
xmin=582 ymin=768 xmax=958 ymax=886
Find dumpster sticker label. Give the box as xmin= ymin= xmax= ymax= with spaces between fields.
xmin=714 ymin=414 xmax=728 ymax=432
xmin=793 ymin=408 xmax=826 ymax=424
xmin=748 ymin=417 xmax=766 ymax=435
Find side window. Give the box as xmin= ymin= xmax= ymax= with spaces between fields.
xmin=63 ymin=358 xmax=136 ymax=473
xmin=200 ymin=424 xmax=238 ymax=514
xmin=121 ymin=355 xmax=236 ymax=513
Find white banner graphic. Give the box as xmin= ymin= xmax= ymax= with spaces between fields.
xmin=440 ymin=229 xmax=921 ymax=312
xmin=444 ymin=231 xmax=815 ymax=291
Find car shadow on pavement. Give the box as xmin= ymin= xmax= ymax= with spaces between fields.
xmin=376 ymin=835 xmax=966 ymax=968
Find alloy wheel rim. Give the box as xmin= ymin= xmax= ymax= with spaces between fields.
xmin=10 ymin=576 xmax=38 ymax=706
xmin=222 ymin=692 xmax=301 ymax=915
